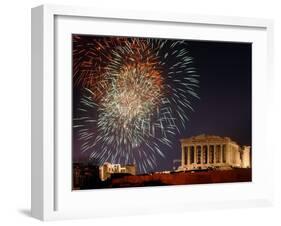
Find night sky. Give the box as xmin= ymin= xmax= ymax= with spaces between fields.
xmin=72 ymin=36 xmax=251 ymax=173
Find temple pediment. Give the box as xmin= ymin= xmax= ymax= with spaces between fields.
xmin=180 ymin=134 xmax=234 ymax=144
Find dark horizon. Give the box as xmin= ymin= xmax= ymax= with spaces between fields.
xmin=72 ymin=36 xmax=251 ymax=174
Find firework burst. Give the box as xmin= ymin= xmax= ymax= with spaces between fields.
xmin=73 ymin=36 xmax=199 ymax=173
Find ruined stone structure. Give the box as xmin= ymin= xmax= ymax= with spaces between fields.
xmin=179 ymin=134 xmax=251 ymax=171
xmin=99 ymin=162 xmax=136 ymax=181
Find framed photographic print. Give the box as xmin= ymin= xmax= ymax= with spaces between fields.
xmin=31 ymin=4 xmax=274 ymax=221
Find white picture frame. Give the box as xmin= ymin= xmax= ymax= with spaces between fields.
xmin=31 ymin=4 xmax=274 ymax=221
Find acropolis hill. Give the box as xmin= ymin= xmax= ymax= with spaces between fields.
xmin=73 ymin=134 xmax=251 ymax=190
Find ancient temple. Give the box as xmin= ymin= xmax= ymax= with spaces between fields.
xmin=178 ymin=134 xmax=251 ymax=171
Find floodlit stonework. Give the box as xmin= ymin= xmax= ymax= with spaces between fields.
xmin=178 ymin=134 xmax=251 ymax=171
xmin=99 ymin=162 xmax=136 ymax=181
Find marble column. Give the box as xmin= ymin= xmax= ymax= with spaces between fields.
xmin=225 ymin=144 xmax=229 ymax=164
xmin=184 ymin=146 xmax=188 ymax=166
xmin=200 ymin=145 xmax=204 ymax=165
xmin=220 ymin=144 xmax=223 ymax=164
xmin=194 ymin=145 xmax=197 ymax=164
xmin=181 ymin=145 xmax=184 ymax=167
xmin=214 ymin=145 xmax=216 ymax=164
xmin=187 ymin=146 xmax=190 ymax=168
xmin=206 ymin=145 xmax=210 ymax=164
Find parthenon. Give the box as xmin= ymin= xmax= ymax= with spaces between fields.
xmin=178 ymin=134 xmax=251 ymax=171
